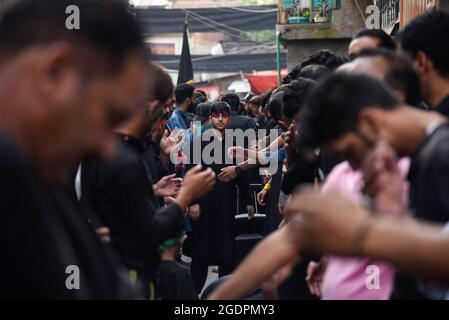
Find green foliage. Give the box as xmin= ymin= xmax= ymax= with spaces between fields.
xmin=241 ymin=30 xmax=276 ymax=42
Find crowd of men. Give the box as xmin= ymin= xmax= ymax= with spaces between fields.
xmin=2 ymin=0 xmax=449 ymax=300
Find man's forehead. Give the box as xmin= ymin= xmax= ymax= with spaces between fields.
xmin=352 ymin=36 xmax=380 ymax=47
xmin=351 ymin=57 xmax=389 ymax=80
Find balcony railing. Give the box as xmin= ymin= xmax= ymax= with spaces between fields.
xmin=375 ymin=0 xmax=400 ymax=30
xmin=278 ymin=0 xmax=337 ymax=25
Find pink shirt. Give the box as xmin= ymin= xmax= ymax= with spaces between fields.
xmin=320 ymin=159 xmax=409 ymax=300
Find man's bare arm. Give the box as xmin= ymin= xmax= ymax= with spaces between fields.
xmin=361 ymin=216 xmax=449 ymax=283
xmin=292 ymin=188 xmax=449 ymax=284
xmin=208 ymin=222 xmax=302 ymax=300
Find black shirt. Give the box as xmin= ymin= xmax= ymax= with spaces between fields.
xmin=142 ymin=140 xmax=168 ymax=184
xmin=0 ymin=131 xmax=135 ymax=299
xmin=435 ymin=95 xmax=449 ymax=117
xmin=81 ymin=134 xmax=184 ymax=277
xmin=229 ymin=111 xmax=257 ymax=132
xmin=158 ymin=261 xmax=198 ymax=300
xmin=393 ymin=124 xmax=449 ymax=299
xmin=282 ymin=153 xmax=317 ymax=195
xmin=408 ymin=124 xmax=449 ymax=223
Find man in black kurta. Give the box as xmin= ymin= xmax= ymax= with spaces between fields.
xmin=186 ymin=102 xmax=254 ymax=293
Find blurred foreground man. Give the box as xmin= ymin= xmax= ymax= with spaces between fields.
xmin=0 ymin=0 xmax=152 ymax=298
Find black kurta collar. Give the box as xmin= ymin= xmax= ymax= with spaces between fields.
xmin=435 ymin=95 xmax=449 ymax=117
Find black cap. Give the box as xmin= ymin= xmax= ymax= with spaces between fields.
xmin=193 ymin=102 xmax=211 ymax=122
xmin=153 ymin=209 xmax=185 ymax=249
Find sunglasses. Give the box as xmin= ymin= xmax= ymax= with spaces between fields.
xmin=211 ymin=112 xmax=230 ymax=119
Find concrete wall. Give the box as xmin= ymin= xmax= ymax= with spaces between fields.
xmin=278 ymin=0 xmax=373 ymax=69
xmin=285 ymin=38 xmax=350 ymax=69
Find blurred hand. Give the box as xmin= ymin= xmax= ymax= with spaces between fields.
xmin=306 ymin=260 xmax=325 ymax=297
xmin=361 ymin=141 xmax=404 ymax=215
xmin=218 ymin=166 xmax=238 ymax=182
xmin=257 ymin=189 xmax=268 ymax=206
xmin=189 ymin=204 xmax=201 ymax=221
xmin=164 ymin=196 xmax=176 ymax=205
xmin=160 ymin=129 xmax=183 ymax=156
xmin=96 ymin=227 xmax=111 ymax=244
xmin=284 ymin=187 xmax=370 ymax=255
xmin=153 ymin=174 xmax=182 ymax=197
xmin=181 ymin=164 xmax=216 ymax=201
xmin=247 ymin=205 xmax=255 ymax=220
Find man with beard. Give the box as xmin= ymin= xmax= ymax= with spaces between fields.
xmin=167 ymin=83 xmax=195 ymax=132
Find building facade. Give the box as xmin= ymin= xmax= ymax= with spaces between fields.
xmin=277 ymin=0 xmax=449 ymax=70
xmin=277 ymin=0 xmax=372 ymax=69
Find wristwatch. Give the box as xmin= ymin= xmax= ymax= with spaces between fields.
xmin=235 ymin=165 xmax=243 ymax=176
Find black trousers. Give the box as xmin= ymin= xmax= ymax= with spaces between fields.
xmin=191 ymin=256 xmax=234 ymax=294
xmin=128 ymin=268 xmax=159 ymax=300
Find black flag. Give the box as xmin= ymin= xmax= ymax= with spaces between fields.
xmin=178 ymin=16 xmax=194 ymax=85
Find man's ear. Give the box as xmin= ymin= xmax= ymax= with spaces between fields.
xmin=415 ymin=51 xmax=433 ymax=75
xmin=147 ymin=100 xmax=160 ymax=115
xmin=35 ymin=42 xmax=78 ymax=99
xmin=358 ymin=108 xmax=381 ymax=137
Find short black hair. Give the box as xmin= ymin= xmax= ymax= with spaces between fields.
xmin=398 ymin=10 xmax=449 ymax=77
xmin=174 ymin=83 xmax=195 ymax=104
xmin=244 ymin=92 xmax=256 ymax=103
xmin=299 ymin=74 xmax=399 ymax=149
xmin=220 ymin=93 xmax=241 ymax=112
xmin=153 ymin=206 xmax=185 ymax=248
xmin=210 ymin=101 xmax=231 ymax=115
xmin=267 ymin=91 xmax=285 ymax=122
xmin=195 ymin=90 xmax=207 ymax=98
xmin=260 ymin=89 xmax=274 ymax=109
xmin=357 ymin=48 xmax=421 ymax=106
xmin=285 ymin=50 xmax=347 ymax=83
xmin=298 ymin=64 xmax=331 ymax=81
xmin=151 ymin=63 xmax=174 ymax=104
xmin=190 ymin=93 xmax=207 ymax=114
xmin=0 ymin=0 xmax=146 ymax=75
xmin=249 ymin=95 xmax=264 ymax=107
xmin=354 ymin=29 xmax=396 ymax=51
xmin=282 ymin=78 xmax=317 ymax=120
